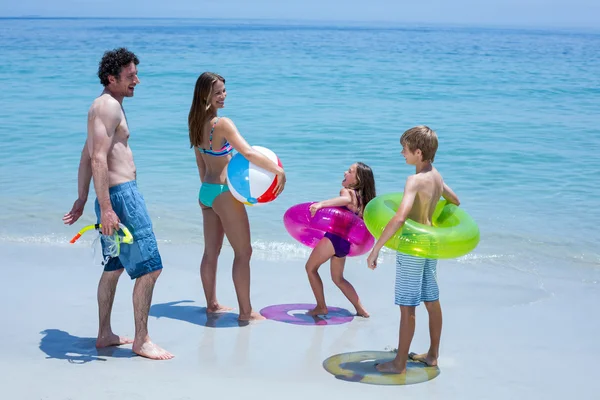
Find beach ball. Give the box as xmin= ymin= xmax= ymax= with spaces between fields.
xmin=226 ymin=145 xmax=283 ymax=206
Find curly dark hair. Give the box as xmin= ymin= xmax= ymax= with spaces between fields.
xmin=97 ymin=48 xmax=139 ymax=87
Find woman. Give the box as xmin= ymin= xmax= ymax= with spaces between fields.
xmin=189 ymin=72 xmax=286 ymax=321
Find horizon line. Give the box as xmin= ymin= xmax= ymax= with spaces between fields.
xmin=0 ymin=16 xmax=598 ymax=32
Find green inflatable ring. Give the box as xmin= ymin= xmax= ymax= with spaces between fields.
xmin=363 ymin=192 xmax=480 ymax=259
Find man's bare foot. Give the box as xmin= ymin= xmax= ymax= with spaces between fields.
xmin=355 ymin=307 xmax=370 ymax=318
xmin=375 ymin=360 xmax=406 ymax=374
xmin=238 ymin=311 xmax=266 ymax=321
xmin=206 ymin=304 xmax=234 ymax=313
xmin=96 ymin=333 xmax=134 ymax=348
xmin=409 ymin=352 xmax=438 ymax=367
xmin=132 ymin=340 xmax=174 ymax=360
xmin=307 ymin=307 xmax=328 ymax=316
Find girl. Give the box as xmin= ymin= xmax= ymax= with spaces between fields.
xmin=306 ymin=162 xmax=376 ymax=318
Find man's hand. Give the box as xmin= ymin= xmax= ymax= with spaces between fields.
xmin=63 ymin=198 xmax=87 ymax=225
xmin=100 ymin=209 xmax=120 ymax=236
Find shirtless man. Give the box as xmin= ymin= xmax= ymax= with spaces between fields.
xmin=366 ymin=126 xmax=460 ymax=374
xmin=63 ymin=48 xmax=173 ymax=360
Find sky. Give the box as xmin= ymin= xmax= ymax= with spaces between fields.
xmin=1 ymin=0 xmax=599 ymax=29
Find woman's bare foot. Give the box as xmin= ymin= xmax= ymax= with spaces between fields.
xmin=96 ymin=333 xmax=134 ymax=348
xmin=375 ymin=360 xmax=406 ymax=374
xmin=355 ymin=306 xmax=370 ymax=318
xmin=132 ymin=339 xmax=174 ymax=360
xmin=206 ymin=304 xmax=234 ymax=313
xmin=409 ymin=352 xmax=438 ymax=367
xmin=238 ymin=311 xmax=266 ymax=321
xmin=307 ymin=306 xmax=328 ymax=316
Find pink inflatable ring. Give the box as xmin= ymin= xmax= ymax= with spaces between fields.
xmin=283 ymin=202 xmax=374 ymax=257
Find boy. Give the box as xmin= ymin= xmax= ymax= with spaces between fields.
xmin=366 ymin=125 xmax=460 ymax=374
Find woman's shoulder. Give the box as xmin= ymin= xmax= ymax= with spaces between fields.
xmin=214 ymin=116 xmax=234 ymax=124
xmin=213 ymin=116 xmax=237 ymax=131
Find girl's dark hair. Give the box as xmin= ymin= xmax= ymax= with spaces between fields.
xmin=97 ymin=48 xmax=139 ymax=87
xmin=349 ymin=162 xmax=376 ymax=216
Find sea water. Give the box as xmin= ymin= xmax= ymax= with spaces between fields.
xmin=0 ymin=18 xmax=598 ymax=279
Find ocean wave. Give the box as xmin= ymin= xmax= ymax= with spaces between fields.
xmin=1 ymin=232 xmax=598 ymax=268
xmin=457 ymin=253 xmax=516 ymax=263
xmin=0 ymin=233 xmax=72 ymax=245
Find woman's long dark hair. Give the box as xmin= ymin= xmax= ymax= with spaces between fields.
xmin=188 ymin=72 xmax=225 ymax=148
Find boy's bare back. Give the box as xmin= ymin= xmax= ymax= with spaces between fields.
xmin=406 ymin=166 xmax=459 ymax=226
xmin=405 ymin=166 xmax=443 ymax=226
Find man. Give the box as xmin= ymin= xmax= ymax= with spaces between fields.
xmin=63 ymin=48 xmax=173 ymax=360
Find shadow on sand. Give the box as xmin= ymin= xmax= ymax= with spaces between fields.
xmin=39 ymin=329 xmax=135 ymax=364
xmin=150 ymin=300 xmax=248 ymax=328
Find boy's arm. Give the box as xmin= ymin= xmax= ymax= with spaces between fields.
xmin=310 ymin=188 xmax=353 ymax=216
xmin=372 ymin=176 xmax=418 ymax=252
xmin=367 ymin=176 xmax=418 ymax=269
xmin=442 ymin=181 xmax=460 ymax=206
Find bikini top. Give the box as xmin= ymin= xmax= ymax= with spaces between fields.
xmin=197 ymin=117 xmax=234 ymax=157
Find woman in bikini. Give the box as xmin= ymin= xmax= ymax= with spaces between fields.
xmin=188 ymin=72 xmax=286 ymax=322
xmin=305 ymin=162 xmax=376 ymax=318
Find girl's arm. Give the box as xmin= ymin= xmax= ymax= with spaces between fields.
xmin=310 ymin=188 xmax=353 ymax=216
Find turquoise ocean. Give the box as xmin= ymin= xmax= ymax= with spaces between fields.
xmin=0 ymin=18 xmax=599 ymax=279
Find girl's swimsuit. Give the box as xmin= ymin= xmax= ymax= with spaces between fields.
xmin=324 ymin=189 xmax=361 ymax=258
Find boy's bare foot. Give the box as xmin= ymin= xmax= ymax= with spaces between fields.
xmin=96 ymin=333 xmax=134 ymax=348
xmin=206 ymin=304 xmax=234 ymax=313
xmin=132 ymin=339 xmax=174 ymax=360
xmin=238 ymin=311 xmax=266 ymax=321
xmin=409 ymin=352 xmax=438 ymax=367
xmin=375 ymin=360 xmax=406 ymax=374
xmin=307 ymin=307 xmax=328 ymax=316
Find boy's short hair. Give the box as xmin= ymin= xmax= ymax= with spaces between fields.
xmin=400 ymin=125 xmax=438 ymax=162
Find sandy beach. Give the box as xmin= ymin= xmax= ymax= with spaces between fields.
xmin=1 ymin=13 xmax=599 ymax=400
xmin=1 ymin=240 xmax=597 ymax=399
